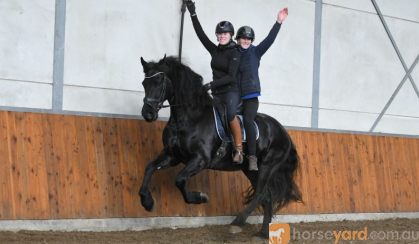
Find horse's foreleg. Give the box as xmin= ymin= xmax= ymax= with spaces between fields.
xmin=139 ymin=152 xmax=177 ymax=211
xmin=175 ymin=158 xmax=208 ymax=204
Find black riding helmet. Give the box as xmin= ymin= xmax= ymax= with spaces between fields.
xmin=215 ymin=21 xmax=235 ymax=36
xmin=236 ymin=26 xmax=255 ymax=41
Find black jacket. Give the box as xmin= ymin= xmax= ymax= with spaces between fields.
xmin=190 ymin=15 xmax=240 ymax=95
xmin=238 ymin=22 xmax=281 ymax=97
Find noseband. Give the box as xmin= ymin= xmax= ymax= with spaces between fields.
xmin=143 ymin=72 xmax=171 ymax=112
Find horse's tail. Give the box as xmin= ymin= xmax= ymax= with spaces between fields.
xmin=268 ymin=139 xmax=303 ymax=211
xmin=244 ymin=132 xmax=302 ymax=211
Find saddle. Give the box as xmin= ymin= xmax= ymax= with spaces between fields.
xmin=212 ymin=98 xmax=259 ymax=158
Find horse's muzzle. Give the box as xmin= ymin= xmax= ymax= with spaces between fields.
xmin=141 ymin=105 xmax=158 ymax=122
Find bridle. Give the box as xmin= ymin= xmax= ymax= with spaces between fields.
xmin=143 ymin=71 xmax=172 ymax=112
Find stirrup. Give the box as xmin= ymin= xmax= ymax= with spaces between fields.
xmin=215 ymin=141 xmax=228 ymax=159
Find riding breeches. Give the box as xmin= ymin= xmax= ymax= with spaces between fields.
xmin=242 ymin=97 xmax=259 ymax=156
xmin=214 ymin=91 xmax=240 ymax=122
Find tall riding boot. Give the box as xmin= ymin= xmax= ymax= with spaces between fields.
xmin=229 ymin=117 xmax=243 ymax=164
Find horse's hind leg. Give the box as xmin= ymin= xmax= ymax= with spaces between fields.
xmin=175 ymin=157 xmax=209 ymax=204
xmin=258 ymin=199 xmax=273 ymax=238
xmin=231 ymin=165 xmax=270 ymax=227
xmin=139 ymin=152 xmax=178 ymax=211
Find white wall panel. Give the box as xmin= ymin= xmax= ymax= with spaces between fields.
xmin=0 ymin=79 xmax=52 ymax=109
xmin=64 ymin=0 xmax=181 ymax=91
xmin=374 ymin=115 xmax=419 ymax=135
xmin=323 ymin=0 xmax=419 ymax=23
xmin=63 ymin=86 xmax=170 ymax=118
xmin=63 ymin=86 xmax=141 ymax=115
xmin=258 ymin=103 xmax=311 ymax=128
xmin=0 ymin=0 xmax=55 ymax=83
xmin=320 ymin=5 xmax=406 ymax=114
xmin=318 ymin=109 xmax=377 ymax=132
xmin=385 ymin=21 xmax=419 ymax=69
xmin=386 ymin=81 xmax=419 ymax=117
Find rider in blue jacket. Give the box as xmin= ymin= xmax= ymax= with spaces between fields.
xmin=236 ymin=8 xmax=288 ymax=171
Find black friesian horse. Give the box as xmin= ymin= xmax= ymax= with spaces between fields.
xmin=139 ymin=56 xmax=301 ymax=237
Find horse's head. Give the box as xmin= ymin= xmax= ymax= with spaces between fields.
xmin=140 ymin=56 xmax=173 ymax=122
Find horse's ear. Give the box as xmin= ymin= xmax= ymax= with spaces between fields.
xmin=140 ymin=57 xmax=149 ymax=72
xmin=161 ymin=54 xmax=167 ymax=64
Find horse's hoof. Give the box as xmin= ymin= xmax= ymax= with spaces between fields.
xmin=251 ymin=235 xmax=266 ymax=242
xmin=254 ymin=231 xmax=269 ymax=239
xmin=200 ymin=193 xmax=209 ymax=203
xmin=229 ymin=225 xmax=243 ymax=234
xmin=140 ymin=195 xmax=154 ymax=211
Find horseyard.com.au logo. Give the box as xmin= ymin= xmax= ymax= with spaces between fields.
xmin=269 ymin=223 xmax=290 ymax=244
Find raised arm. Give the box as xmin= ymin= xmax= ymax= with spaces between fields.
xmin=186 ymin=1 xmax=217 ymax=53
xmin=255 ymin=8 xmax=288 ymax=57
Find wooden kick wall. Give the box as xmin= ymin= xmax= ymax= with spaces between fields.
xmin=0 ymin=111 xmax=418 ymax=220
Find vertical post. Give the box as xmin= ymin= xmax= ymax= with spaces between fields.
xmin=311 ymin=0 xmax=322 ymax=128
xmin=178 ymin=0 xmax=187 ymax=63
xmin=52 ymin=0 xmax=66 ymax=112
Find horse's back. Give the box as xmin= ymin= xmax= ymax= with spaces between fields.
xmin=254 ymin=112 xmax=292 ymax=152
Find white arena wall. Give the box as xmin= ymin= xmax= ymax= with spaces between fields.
xmin=0 ymin=0 xmax=418 ymax=136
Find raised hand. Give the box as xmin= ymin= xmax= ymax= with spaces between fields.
xmin=277 ymin=8 xmax=288 ymax=24
xmin=185 ymin=1 xmax=196 ymax=15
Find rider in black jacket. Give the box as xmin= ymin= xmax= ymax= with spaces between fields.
xmin=186 ymin=1 xmax=244 ymax=164
xmin=236 ymin=8 xmax=289 ymax=171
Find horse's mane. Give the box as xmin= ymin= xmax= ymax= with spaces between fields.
xmin=157 ymin=56 xmax=212 ymax=109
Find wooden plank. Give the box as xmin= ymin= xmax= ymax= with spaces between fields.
xmin=41 ymin=114 xmax=60 ymax=218
xmin=323 ymin=133 xmax=343 ymax=212
xmin=49 ymin=114 xmax=72 ymax=218
xmin=317 ymin=132 xmax=334 ymax=212
xmin=84 ymin=117 xmax=105 ymax=217
xmin=411 ymin=138 xmax=419 ymax=207
xmin=372 ymin=135 xmax=392 ymax=212
xmin=391 ymin=137 xmax=415 ymax=211
xmin=0 ymin=112 xmax=14 ymax=219
xmin=103 ymin=118 xmax=124 ymax=217
xmin=92 ymin=117 xmax=111 ymax=217
xmin=382 ymin=136 xmax=397 ymax=211
xmin=351 ymin=135 xmax=369 ymax=212
xmin=400 ymin=137 xmax=417 ymax=211
xmin=362 ymin=135 xmax=380 ymax=212
xmin=290 ymin=131 xmax=310 ymax=214
xmin=310 ymin=131 xmax=327 ymax=213
xmin=24 ymin=113 xmax=50 ymax=218
xmin=72 ymin=116 xmax=94 ymax=217
xmin=8 ymin=112 xmax=31 ymax=218
xmin=116 ymin=118 xmax=140 ymax=217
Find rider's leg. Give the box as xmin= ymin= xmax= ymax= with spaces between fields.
xmin=230 ymin=117 xmax=243 ymax=163
xmin=222 ymin=91 xmax=243 ymax=164
xmin=242 ymin=97 xmax=259 ymax=170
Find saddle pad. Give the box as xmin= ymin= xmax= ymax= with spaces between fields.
xmin=213 ymin=107 xmax=260 ymax=142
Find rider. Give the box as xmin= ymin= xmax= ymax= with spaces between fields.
xmin=186 ymin=1 xmax=243 ymax=164
xmin=236 ymin=8 xmax=289 ymax=171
